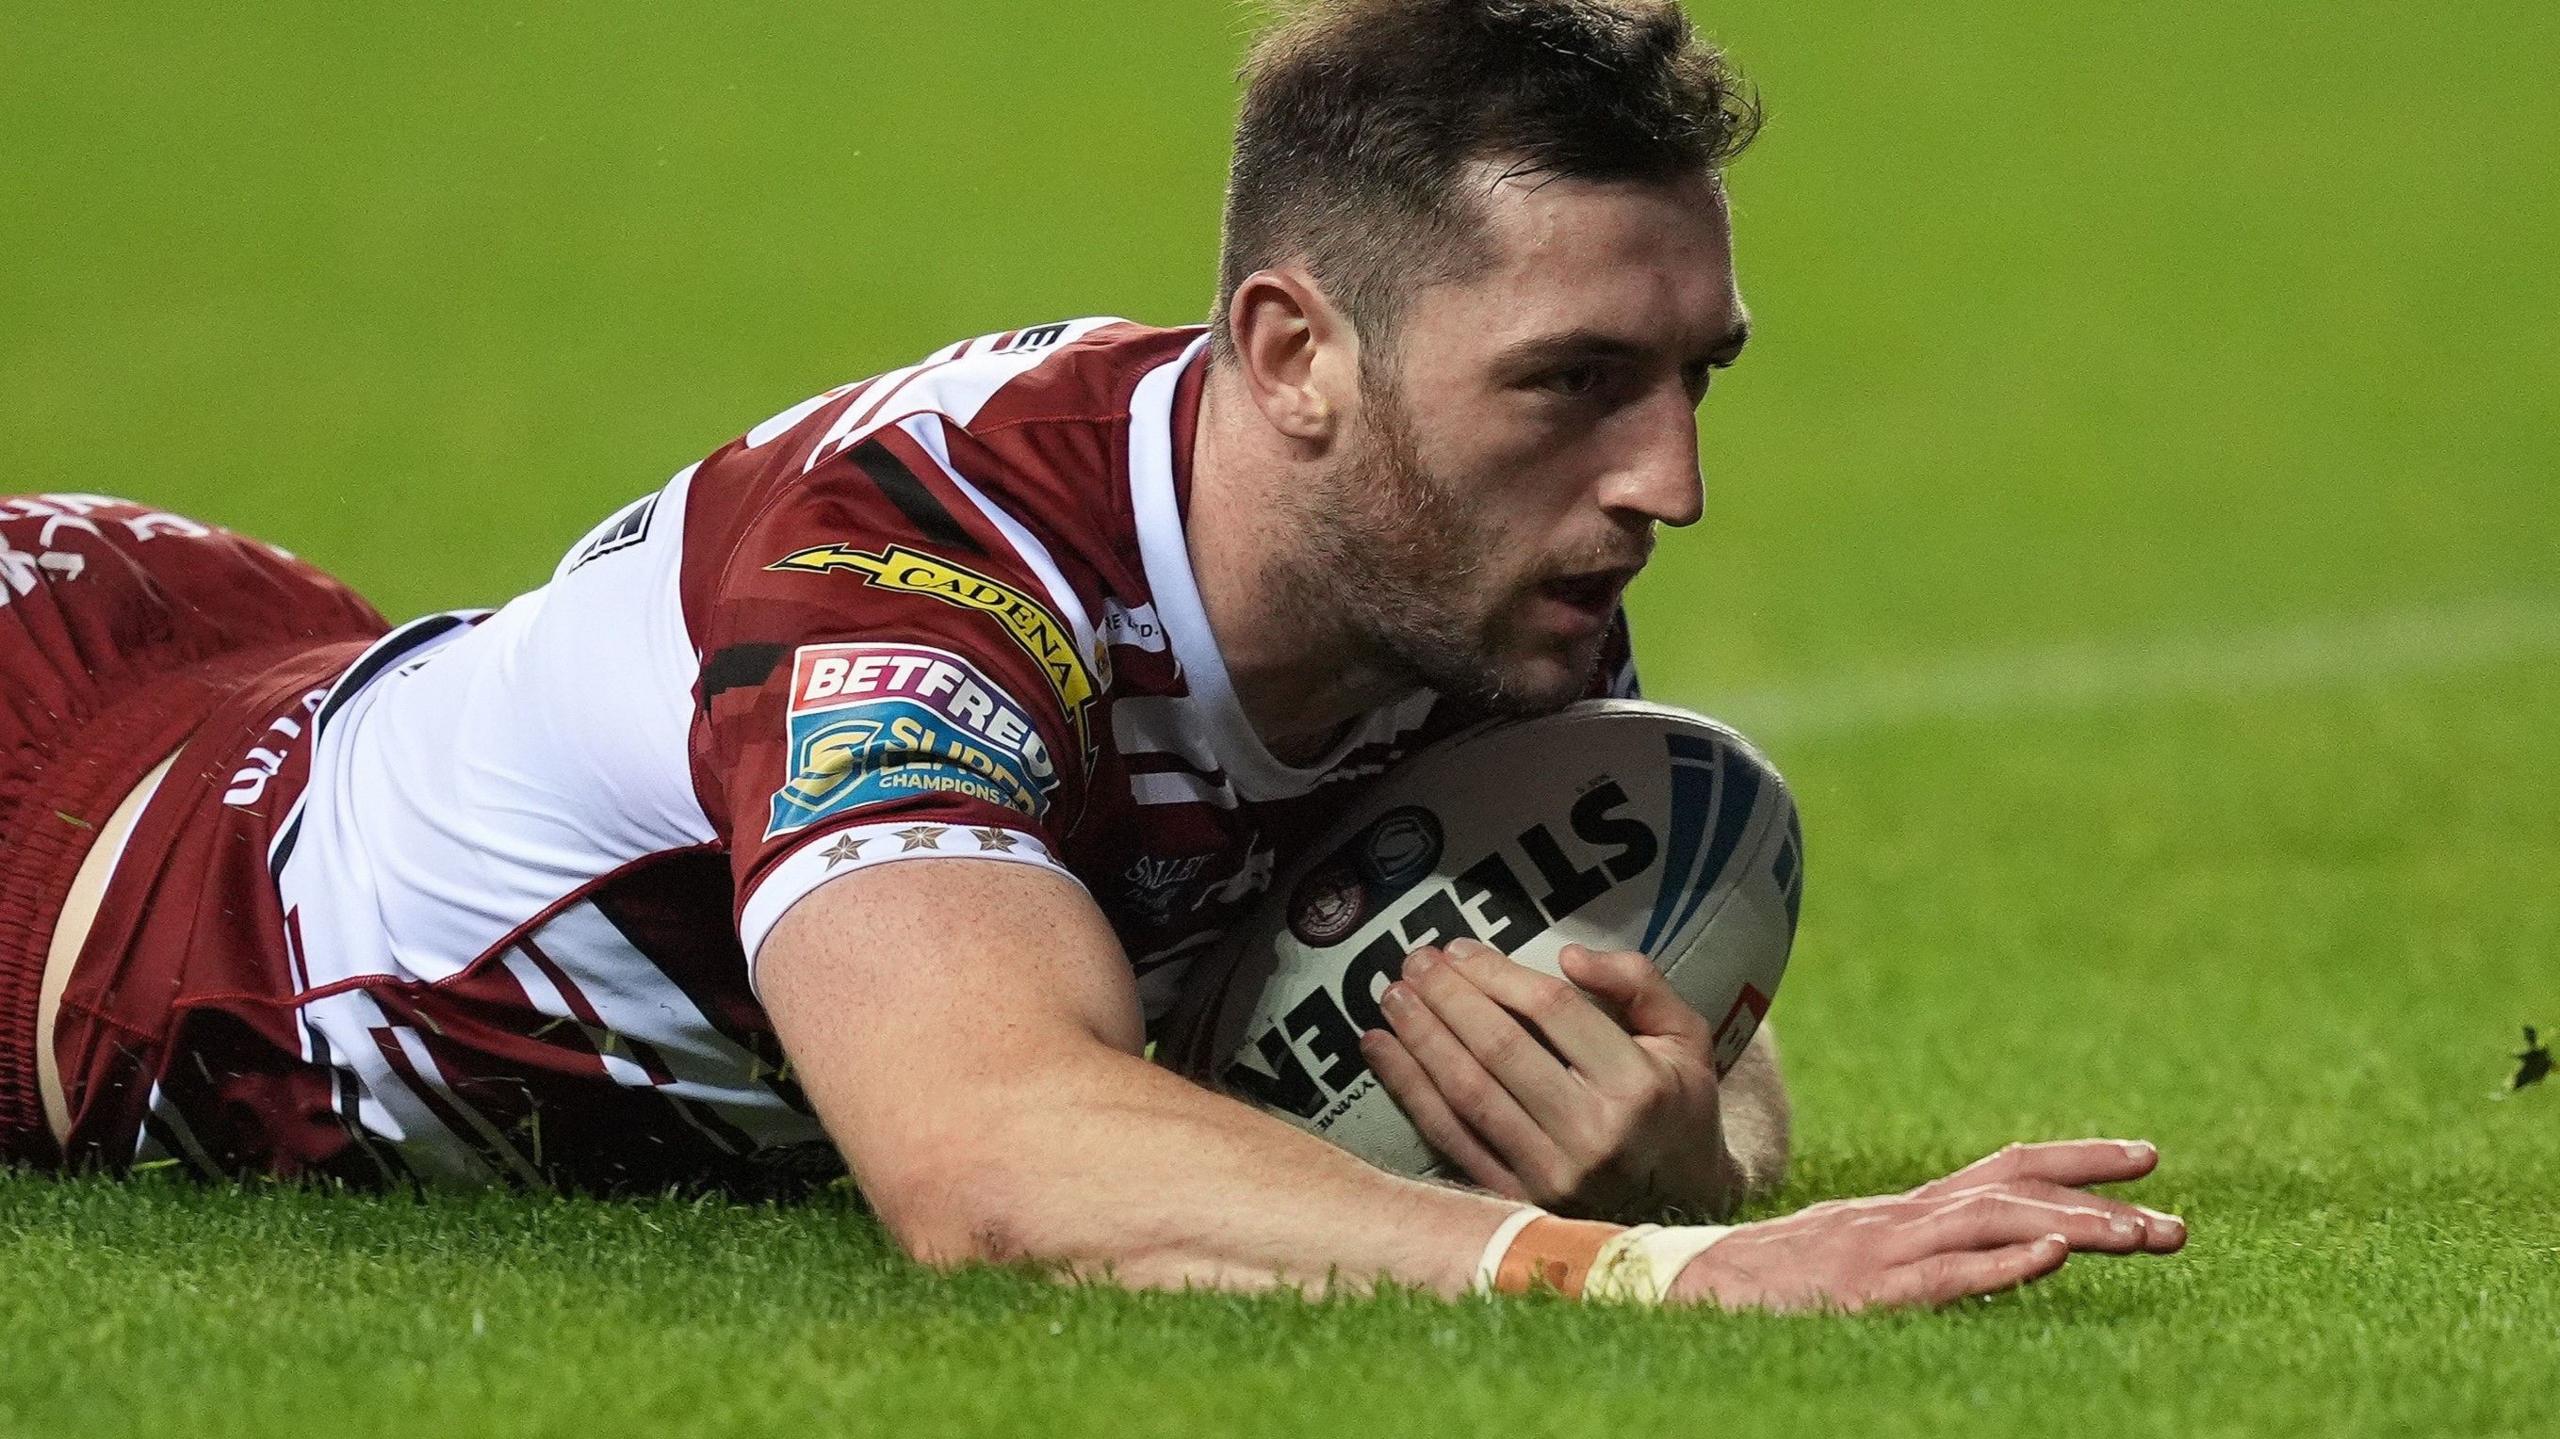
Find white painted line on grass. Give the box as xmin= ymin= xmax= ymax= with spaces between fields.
xmin=1701 ymin=592 xmax=2560 ymax=739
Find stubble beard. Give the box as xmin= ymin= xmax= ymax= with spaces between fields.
xmin=1271 ymin=367 xmax=1599 ymax=718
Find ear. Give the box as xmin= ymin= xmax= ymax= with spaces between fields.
xmin=1224 ymin=267 xmax=1359 ymax=445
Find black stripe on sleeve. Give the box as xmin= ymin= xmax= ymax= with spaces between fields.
xmin=851 ymin=438 xmax=980 ymax=555
xmin=699 ymin=643 xmax=789 ymax=710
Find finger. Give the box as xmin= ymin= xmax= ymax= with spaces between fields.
xmin=1358 ymin=1028 xmax=1529 ymax=1199
xmin=1397 ymin=947 xmax=1595 ymax=1118
xmin=1993 ymin=1178 xmax=2187 ymax=1252
xmin=1870 ymin=1236 xmax=2069 ymax=1309
xmin=1885 ymin=1190 xmax=2153 ymax=1262
xmin=1557 ymin=944 xmax=1712 ymax=1048
xmin=1921 ymin=1179 xmax=2171 ymax=1232
xmin=1911 ymin=1139 xmax=2161 ymax=1198
xmin=1379 ymin=963 xmax=1571 ymax=1173
xmin=1434 ymin=941 xmax=1655 ymax=1095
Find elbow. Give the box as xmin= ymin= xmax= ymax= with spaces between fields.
xmin=862 ymin=1147 xmax=1040 ymax=1271
xmin=1736 ymin=1127 xmax=1791 ymax=1203
xmin=862 ymin=1140 xmax=1196 ymax=1290
xmin=1721 ymin=1020 xmax=1793 ymax=1202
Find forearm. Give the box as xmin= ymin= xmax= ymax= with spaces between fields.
xmin=856 ymin=1038 xmax=1521 ymax=1295
xmin=764 ymin=862 xmax=1531 ymax=1296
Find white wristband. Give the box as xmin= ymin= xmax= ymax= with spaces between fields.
xmin=1472 ymin=1206 xmax=1550 ymax=1295
xmin=1584 ymin=1223 xmax=1737 ymax=1304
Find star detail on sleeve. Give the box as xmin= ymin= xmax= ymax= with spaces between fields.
xmin=894 ymin=825 xmax=949 ymax=853
xmin=971 ymin=827 xmax=1021 ymax=853
xmin=818 ymin=834 xmax=869 ymax=870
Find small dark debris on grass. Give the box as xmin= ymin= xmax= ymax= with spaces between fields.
xmin=2509 ymin=1026 xmax=2551 ymax=1093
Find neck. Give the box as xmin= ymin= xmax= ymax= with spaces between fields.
xmin=1188 ymin=360 xmax=1419 ymax=761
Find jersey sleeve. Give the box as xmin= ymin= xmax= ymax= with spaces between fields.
xmin=683 ymin=413 xmax=1107 ymax=977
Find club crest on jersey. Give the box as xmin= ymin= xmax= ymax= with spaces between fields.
xmin=765 ymin=642 xmax=1061 ymax=839
xmin=767 ymin=544 xmax=1099 ymax=765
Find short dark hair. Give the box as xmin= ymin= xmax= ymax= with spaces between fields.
xmin=1214 ymin=0 xmax=1761 ymax=357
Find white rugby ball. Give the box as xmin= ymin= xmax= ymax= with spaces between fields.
xmin=1160 ymin=700 xmax=1803 ymax=1179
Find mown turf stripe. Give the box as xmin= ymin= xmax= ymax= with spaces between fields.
xmin=1704 ymin=592 xmax=2560 ymax=737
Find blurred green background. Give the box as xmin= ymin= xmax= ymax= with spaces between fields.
xmin=3 ymin=3 xmax=2554 ymax=1435
xmin=7 ymin=3 xmax=2553 ymax=664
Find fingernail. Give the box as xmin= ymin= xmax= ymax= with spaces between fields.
xmin=1405 ymin=950 xmax=1438 ymax=976
xmin=2143 ymin=1211 xmax=2186 ymax=1242
xmin=2119 ymin=1141 xmax=2154 ymax=1161
xmin=1444 ymin=938 xmax=1489 ymax=958
xmin=1382 ymin=984 xmax=1414 ymax=1012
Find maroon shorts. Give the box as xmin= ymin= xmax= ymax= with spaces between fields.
xmin=0 ymin=496 xmax=385 ymax=1167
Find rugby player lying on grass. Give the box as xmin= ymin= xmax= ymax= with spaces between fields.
xmin=0 ymin=0 xmax=2182 ymax=1309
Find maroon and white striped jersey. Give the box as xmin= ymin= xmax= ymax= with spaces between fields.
xmin=262 ymin=319 xmax=1638 ymax=1191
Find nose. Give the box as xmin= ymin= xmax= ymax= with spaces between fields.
xmin=1599 ymin=394 xmax=1706 ymax=529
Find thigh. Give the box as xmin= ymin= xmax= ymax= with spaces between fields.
xmin=0 ymin=494 xmax=384 ymax=752
xmin=0 ymin=494 xmax=386 ymax=1166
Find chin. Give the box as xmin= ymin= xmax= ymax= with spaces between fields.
xmin=1387 ymin=616 xmax=1604 ymax=717
xmin=1470 ymin=643 xmax=1605 ymax=717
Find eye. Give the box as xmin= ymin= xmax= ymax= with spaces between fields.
xmin=1538 ymin=364 xmax=1605 ymax=398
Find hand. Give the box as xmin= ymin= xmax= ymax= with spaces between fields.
xmin=1358 ymin=937 xmax=1736 ymax=1219
xmin=1667 ymin=1139 xmax=2189 ymax=1312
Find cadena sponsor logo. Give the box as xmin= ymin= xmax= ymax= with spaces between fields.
xmin=765 ymin=544 xmax=1099 ymax=764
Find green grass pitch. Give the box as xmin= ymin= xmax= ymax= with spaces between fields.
xmin=4 ymin=2 xmax=2555 ymax=1435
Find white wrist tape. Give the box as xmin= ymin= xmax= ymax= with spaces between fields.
xmin=1584 ymin=1223 xmax=1736 ymax=1304
xmin=1473 ymin=1206 xmax=1550 ymax=1295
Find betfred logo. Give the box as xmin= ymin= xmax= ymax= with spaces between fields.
xmin=791 ymin=645 xmax=1052 ymax=762
xmin=765 ymin=643 xmax=1061 ymax=839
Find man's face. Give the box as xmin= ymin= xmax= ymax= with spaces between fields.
xmin=1295 ymin=167 xmax=1748 ymax=714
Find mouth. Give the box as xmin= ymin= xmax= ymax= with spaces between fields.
xmin=1531 ymin=566 xmax=1640 ymax=635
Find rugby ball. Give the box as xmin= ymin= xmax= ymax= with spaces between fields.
xmin=1159 ymin=701 xmax=1803 ymax=1178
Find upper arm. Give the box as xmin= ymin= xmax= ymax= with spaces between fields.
xmin=681 ymin=413 xmax=1109 ymax=980
xmin=755 ymin=856 xmax=1144 ymax=1228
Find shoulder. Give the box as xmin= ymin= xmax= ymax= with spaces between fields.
xmin=678 ymin=318 xmax=1203 ymax=594
xmin=765 ymin=317 xmax=1203 ymax=477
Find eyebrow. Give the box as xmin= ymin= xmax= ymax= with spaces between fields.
xmin=1492 ymin=319 xmax=1753 ymax=373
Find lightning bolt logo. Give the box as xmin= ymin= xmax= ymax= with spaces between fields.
xmin=768 ymin=543 xmax=1098 ymax=763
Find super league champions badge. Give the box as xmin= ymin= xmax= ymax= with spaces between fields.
xmin=766 ymin=642 xmax=1061 ymax=839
